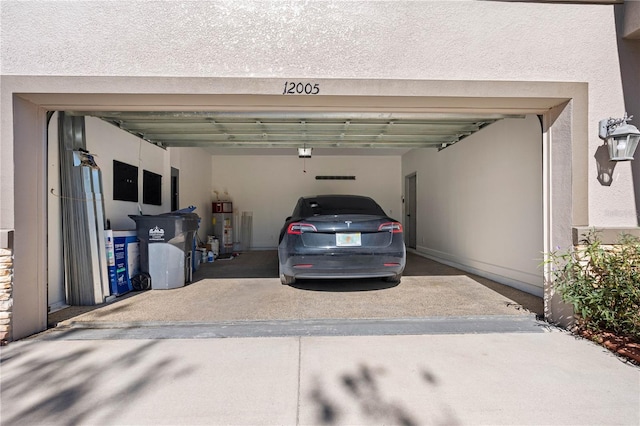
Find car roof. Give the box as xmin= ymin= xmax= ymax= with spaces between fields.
xmin=301 ymin=194 xmax=372 ymax=200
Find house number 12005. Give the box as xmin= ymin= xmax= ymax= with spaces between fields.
xmin=282 ymin=81 xmax=320 ymax=95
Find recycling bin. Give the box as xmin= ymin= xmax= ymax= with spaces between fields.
xmin=129 ymin=212 xmax=200 ymax=290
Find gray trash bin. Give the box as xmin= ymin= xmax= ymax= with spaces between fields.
xmin=130 ymin=212 xmax=200 ymax=290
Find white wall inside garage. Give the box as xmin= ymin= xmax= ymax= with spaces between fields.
xmin=211 ymin=155 xmax=402 ymax=249
xmin=46 ymin=115 xmax=214 ymax=312
xmin=58 ymin=117 xmax=403 ymax=252
xmin=84 ymin=117 xmax=213 ymax=237
xmin=403 ymin=116 xmax=544 ymax=296
xmin=168 ymin=146 xmax=214 ymax=237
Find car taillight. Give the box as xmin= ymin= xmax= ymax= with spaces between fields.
xmin=287 ymin=223 xmax=318 ymax=235
xmin=378 ymin=222 xmax=403 ymax=233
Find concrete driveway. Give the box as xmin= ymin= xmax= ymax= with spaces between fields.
xmin=4 ymin=327 xmax=639 ymax=425
xmin=13 ymin=253 xmax=639 ymax=426
xmin=49 ymin=251 xmax=543 ymax=327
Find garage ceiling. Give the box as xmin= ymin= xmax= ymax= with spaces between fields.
xmin=73 ymin=111 xmax=524 ymax=156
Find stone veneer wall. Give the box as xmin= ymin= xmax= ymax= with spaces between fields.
xmin=0 ymin=231 xmax=14 ymax=344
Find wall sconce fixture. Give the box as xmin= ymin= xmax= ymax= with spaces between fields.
xmin=598 ymin=113 xmax=640 ymax=161
xmin=298 ymin=147 xmax=312 ymax=158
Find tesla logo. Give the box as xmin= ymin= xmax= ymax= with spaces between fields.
xmin=345 ymin=221 xmax=352 ymax=228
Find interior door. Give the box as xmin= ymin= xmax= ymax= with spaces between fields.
xmin=171 ymin=167 xmax=179 ymax=211
xmin=405 ymin=173 xmax=417 ymax=249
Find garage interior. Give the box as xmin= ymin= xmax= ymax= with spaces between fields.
xmin=45 ymin=103 xmax=545 ymax=327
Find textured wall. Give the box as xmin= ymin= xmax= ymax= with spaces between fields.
xmin=0 ymin=1 xmax=624 ymax=80
xmin=1 ymin=0 xmax=635 ymax=225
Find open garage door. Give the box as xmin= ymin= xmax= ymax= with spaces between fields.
xmin=47 ymin=106 xmax=543 ymax=315
xmin=70 ymin=111 xmax=522 ymax=153
xmin=9 ymin=77 xmax=585 ymax=339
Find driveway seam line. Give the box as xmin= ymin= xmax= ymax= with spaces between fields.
xmin=296 ymin=335 xmax=302 ymax=425
xmin=31 ymin=316 xmax=557 ymax=341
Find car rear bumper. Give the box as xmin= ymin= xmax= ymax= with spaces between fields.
xmin=279 ymin=251 xmax=406 ymax=279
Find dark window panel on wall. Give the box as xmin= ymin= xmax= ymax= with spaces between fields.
xmin=143 ymin=170 xmax=162 ymax=206
xmin=113 ymin=160 xmax=138 ymax=202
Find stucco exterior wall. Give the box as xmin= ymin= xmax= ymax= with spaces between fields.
xmin=1 ymin=0 xmax=637 ymax=226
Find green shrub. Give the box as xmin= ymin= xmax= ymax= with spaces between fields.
xmin=548 ymin=231 xmax=640 ymax=338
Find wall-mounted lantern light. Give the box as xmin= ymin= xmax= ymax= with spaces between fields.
xmin=598 ymin=113 xmax=640 ymax=161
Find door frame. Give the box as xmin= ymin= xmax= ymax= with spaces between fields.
xmin=3 ymin=77 xmax=587 ymax=338
xmin=171 ymin=167 xmax=180 ymax=212
xmin=404 ymin=173 xmax=417 ymax=249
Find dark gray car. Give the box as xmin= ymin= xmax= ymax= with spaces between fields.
xmin=277 ymin=195 xmax=406 ymax=285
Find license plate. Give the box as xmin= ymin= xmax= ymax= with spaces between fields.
xmin=336 ymin=233 xmax=361 ymax=247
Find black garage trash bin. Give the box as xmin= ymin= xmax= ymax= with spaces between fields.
xmin=130 ymin=212 xmax=200 ymax=290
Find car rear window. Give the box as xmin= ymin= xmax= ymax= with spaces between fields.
xmin=301 ymin=196 xmax=385 ymax=216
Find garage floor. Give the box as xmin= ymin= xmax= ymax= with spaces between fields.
xmin=49 ymin=251 xmax=543 ymax=327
